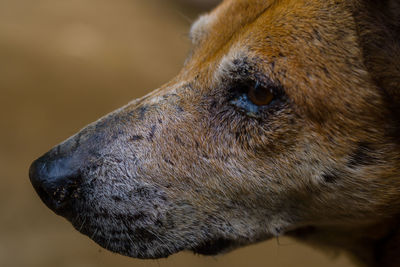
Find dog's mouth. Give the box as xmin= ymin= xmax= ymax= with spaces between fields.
xmin=191 ymin=238 xmax=238 ymax=255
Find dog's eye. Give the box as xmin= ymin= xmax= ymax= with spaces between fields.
xmin=229 ymin=80 xmax=276 ymax=117
xmin=247 ymin=81 xmax=274 ymax=106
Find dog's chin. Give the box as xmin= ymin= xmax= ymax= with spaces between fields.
xmin=73 ymin=217 xmax=238 ymax=259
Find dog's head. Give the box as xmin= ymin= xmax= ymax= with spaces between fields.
xmin=29 ymin=0 xmax=400 ymax=259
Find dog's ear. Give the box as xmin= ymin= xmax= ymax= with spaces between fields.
xmin=383 ymin=0 xmax=400 ymax=109
xmin=377 ymin=0 xmax=400 ymax=113
xmin=354 ymin=0 xmax=400 ymax=113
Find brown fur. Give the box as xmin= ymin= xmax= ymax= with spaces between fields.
xmin=29 ymin=0 xmax=400 ymax=266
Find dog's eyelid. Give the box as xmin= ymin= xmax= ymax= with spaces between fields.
xmin=232 ymin=76 xmax=282 ymax=95
xmin=256 ymin=76 xmax=285 ymax=96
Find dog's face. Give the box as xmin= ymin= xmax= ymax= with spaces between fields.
xmin=29 ymin=0 xmax=400 ymax=259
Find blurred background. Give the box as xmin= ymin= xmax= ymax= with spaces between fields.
xmin=0 ymin=0 xmax=353 ymax=266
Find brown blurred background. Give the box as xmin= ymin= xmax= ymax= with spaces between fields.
xmin=0 ymin=0 xmax=353 ymax=266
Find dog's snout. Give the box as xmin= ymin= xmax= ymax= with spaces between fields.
xmin=29 ymin=151 xmax=82 ymax=216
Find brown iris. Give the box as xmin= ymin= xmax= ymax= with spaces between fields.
xmin=247 ymin=82 xmax=274 ymax=106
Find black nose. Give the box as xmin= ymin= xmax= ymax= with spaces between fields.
xmin=29 ymin=152 xmax=82 ymax=216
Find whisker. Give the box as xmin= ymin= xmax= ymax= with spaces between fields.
xmin=106 ymin=235 xmax=112 ymax=251
xmin=78 ymin=216 xmax=87 ymax=232
xmin=90 ymin=228 xmax=98 ymax=240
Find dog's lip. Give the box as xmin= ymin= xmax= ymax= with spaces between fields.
xmin=191 ymin=238 xmax=238 ymax=255
xmin=191 ymin=233 xmax=275 ymax=256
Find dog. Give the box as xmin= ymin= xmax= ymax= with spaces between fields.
xmin=29 ymin=0 xmax=400 ymax=266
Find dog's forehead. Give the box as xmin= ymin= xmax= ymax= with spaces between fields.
xmin=190 ymin=0 xmax=273 ymax=42
xmin=186 ymin=0 xmax=323 ymax=74
xmin=188 ymin=0 xmax=273 ymax=54
xmin=185 ymin=0 xmax=321 ymax=83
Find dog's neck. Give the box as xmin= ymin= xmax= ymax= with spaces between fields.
xmin=289 ymin=217 xmax=400 ymax=267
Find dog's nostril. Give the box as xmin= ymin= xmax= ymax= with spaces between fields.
xmin=29 ymin=153 xmax=82 ymax=216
